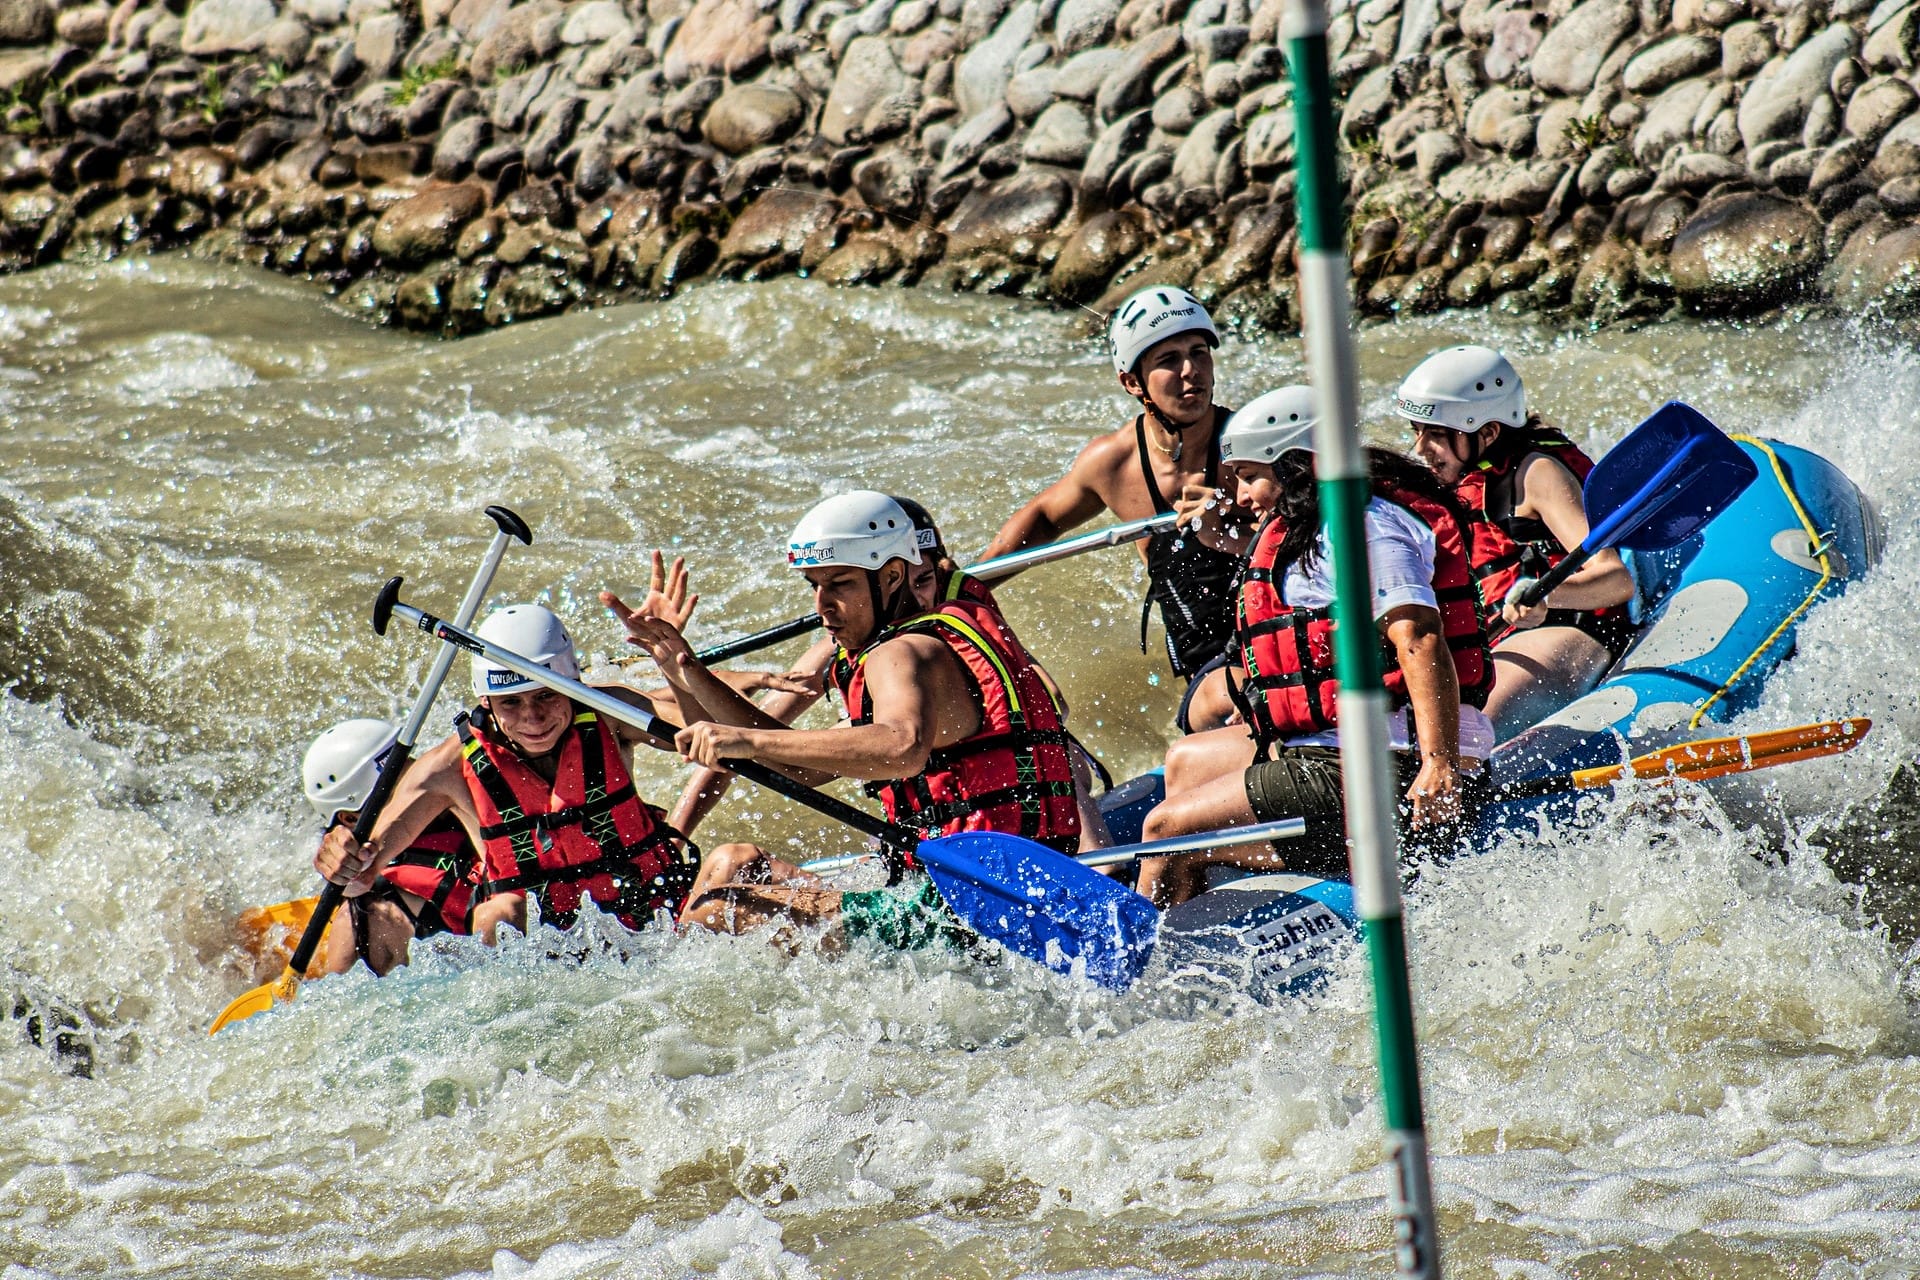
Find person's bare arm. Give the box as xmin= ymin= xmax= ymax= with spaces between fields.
xmin=673 ymin=635 xmax=975 ymax=784
xmin=315 ymin=736 xmax=468 ymax=891
xmin=667 ymin=638 xmax=836 ymax=833
xmin=1504 ymin=454 xmax=1636 ymax=626
xmin=1380 ymin=604 xmax=1463 ymax=829
xmin=979 ymin=435 xmax=1126 ymax=565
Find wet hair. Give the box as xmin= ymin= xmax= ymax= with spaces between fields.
xmin=1265 ymin=446 xmax=1469 ymax=576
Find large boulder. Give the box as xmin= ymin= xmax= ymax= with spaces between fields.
xmin=181 ymin=0 xmax=278 ymax=54
xmin=1668 ymin=193 xmax=1824 ymax=310
xmin=823 ymin=36 xmax=906 ymax=144
xmin=1737 ymin=23 xmax=1860 ymax=151
xmin=702 ymin=84 xmax=804 ymax=155
xmin=0 ymin=0 xmax=51 ymax=45
xmin=1049 ymin=208 xmax=1143 ymax=300
xmin=955 ymin=0 xmax=1037 ymax=119
xmin=1531 ymin=0 xmax=1636 ymax=95
xmin=1827 ymin=216 xmax=1920 ymax=313
xmin=944 ymin=168 xmax=1073 ymax=253
xmin=718 ymin=187 xmax=837 ymax=263
xmin=372 ymin=184 xmax=487 ymax=266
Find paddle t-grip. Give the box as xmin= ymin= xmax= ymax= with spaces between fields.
xmin=483 ymin=505 xmax=533 ymax=546
xmin=372 ymin=576 xmax=403 ymax=636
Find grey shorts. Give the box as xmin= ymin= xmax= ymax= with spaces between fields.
xmin=1243 ymin=747 xmax=1484 ymax=877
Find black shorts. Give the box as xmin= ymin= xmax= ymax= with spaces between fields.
xmin=1243 ymin=746 xmax=1488 ymax=879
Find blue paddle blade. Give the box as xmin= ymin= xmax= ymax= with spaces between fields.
xmin=915 ymin=832 xmax=1160 ymax=991
xmin=1582 ymin=401 xmax=1759 ymax=553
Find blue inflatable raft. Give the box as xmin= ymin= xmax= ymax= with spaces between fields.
xmin=1113 ymin=436 xmax=1882 ymax=1000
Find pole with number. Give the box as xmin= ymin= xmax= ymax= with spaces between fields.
xmin=1284 ymin=1 xmax=1442 ymax=1274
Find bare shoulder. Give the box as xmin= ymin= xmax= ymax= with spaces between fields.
xmin=412 ymin=732 xmax=472 ymax=793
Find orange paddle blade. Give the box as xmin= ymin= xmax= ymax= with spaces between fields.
xmin=208 ymin=966 xmax=301 ymax=1035
xmin=1570 ymin=719 xmax=1871 ymax=792
xmin=234 ymin=896 xmax=329 ymax=977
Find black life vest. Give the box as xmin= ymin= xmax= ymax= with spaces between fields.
xmin=1135 ymin=410 xmax=1242 ymax=678
xmin=1234 ymin=483 xmax=1494 ymax=747
xmin=456 ymin=705 xmax=697 ymax=931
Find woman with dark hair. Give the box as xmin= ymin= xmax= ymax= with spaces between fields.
xmin=1134 ymin=387 xmax=1496 ymax=907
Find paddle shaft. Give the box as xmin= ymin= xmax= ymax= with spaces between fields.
xmin=284 ymin=508 xmax=530 ymax=977
xmin=1498 ymin=719 xmax=1869 ymax=800
xmin=802 ymin=817 xmax=1308 ymax=874
xmin=688 ymin=513 xmax=1177 ymax=664
xmin=387 ymin=601 xmax=917 ymax=858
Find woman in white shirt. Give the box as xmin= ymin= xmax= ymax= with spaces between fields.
xmin=1135 ymin=386 xmax=1496 ymax=907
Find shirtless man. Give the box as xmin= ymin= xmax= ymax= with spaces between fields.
xmin=315 ymin=604 xmax=700 ymax=941
xmin=1397 ymin=345 xmax=1636 ymax=737
xmin=613 ymin=492 xmax=1082 ymax=951
xmin=980 ymin=286 xmax=1247 ymax=730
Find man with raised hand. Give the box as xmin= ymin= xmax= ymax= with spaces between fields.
xmin=980 ymin=286 xmax=1247 ymax=730
xmin=612 ymin=492 xmax=1082 ymax=951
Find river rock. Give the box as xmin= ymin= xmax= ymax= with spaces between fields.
xmin=1720 ymin=20 xmax=1773 ymax=78
xmin=372 ymin=183 xmax=485 ymax=265
xmin=1172 ymin=109 xmax=1236 ymax=193
xmin=1055 ymin=0 xmax=1118 ymax=52
xmin=524 ymin=95 xmax=582 ymax=175
xmin=1095 ymin=24 xmax=1182 ymax=122
xmin=0 ymin=0 xmax=50 ymax=44
xmin=1766 ymin=145 xmax=1820 ymax=192
xmin=663 ymin=0 xmax=754 ymax=82
xmin=1007 ymin=67 xmax=1057 ymax=120
xmin=956 ymin=0 xmax=1036 ymax=119
xmin=1416 ymin=129 xmax=1463 ymax=183
xmin=824 ymin=36 xmax=905 ymax=144
xmin=1024 ymin=100 xmax=1094 ymax=164
xmin=815 ymin=233 xmax=902 ymax=284
xmin=1489 ymin=159 xmax=1568 ymax=213
xmin=562 ymin=0 xmax=631 ymax=44
xmin=1467 ymin=87 xmax=1532 ymax=150
xmin=1660 ymin=148 xmax=1745 ymax=191
xmin=1049 ymin=207 xmax=1142 ymax=298
xmin=1634 ymin=76 xmax=1715 ymax=166
xmin=1244 ymin=107 xmax=1294 ymax=172
xmin=181 ymin=0 xmax=276 ymax=54
xmin=1809 ymin=137 xmax=1868 ymax=192
xmin=1153 ymin=86 xmax=1205 ymax=134
xmin=355 ymin=13 xmax=405 ymax=78
xmin=1828 ymin=217 xmax=1920 ymax=312
xmin=941 ymin=102 xmax=1014 ymax=174
xmin=1739 ymin=24 xmax=1860 ymax=151
xmin=1055 ymin=46 xmax=1126 ymax=100
xmin=943 ymin=167 xmax=1071 ymax=252
xmin=1846 ymin=76 xmax=1918 ymax=145
xmin=1624 ymin=34 xmax=1721 ymax=94
xmin=1879 ymin=174 xmax=1920 ymax=211
xmin=1864 ymin=3 xmax=1918 ymax=70
xmin=702 ymin=83 xmax=804 ymax=154
xmin=432 ymin=115 xmax=491 ymax=178
xmin=719 ymin=185 xmax=836 ymax=262
xmin=1081 ymin=107 xmax=1151 ymax=190
xmin=1532 ymin=0 xmax=1636 ymax=96
xmin=1192 ymin=200 xmax=1289 ymax=298
xmin=55 ymin=5 xmax=108 ymax=45
xmin=1668 ymin=192 xmax=1823 ymax=309
xmin=1483 ymin=10 xmax=1544 ymax=81
xmin=1341 ymin=64 xmax=1398 ymax=141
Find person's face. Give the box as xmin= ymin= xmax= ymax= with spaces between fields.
xmin=1409 ymin=421 xmax=1495 ymax=484
xmin=483 ymin=687 xmax=572 ymax=754
xmin=803 ymin=562 xmax=906 ymax=650
xmin=1225 ymin=459 xmax=1284 ymax=518
xmin=1120 ymin=332 xmax=1215 ymax=425
xmin=907 ymin=556 xmax=939 ymax=612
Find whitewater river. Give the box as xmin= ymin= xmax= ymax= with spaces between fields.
xmin=3 ymin=255 xmax=1920 ymax=1277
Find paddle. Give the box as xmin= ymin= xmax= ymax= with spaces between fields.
xmin=378 ymin=589 xmax=1164 ymax=989
xmin=800 ymin=818 xmax=1308 ymax=874
xmin=1512 ymin=401 xmax=1759 ymax=611
xmin=1499 ymin=718 xmax=1870 ymax=800
xmin=235 ymin=895 xmax=322 ymax=969
xmin=687 ymin=513 xmax=1178 ymax=665
xmin=209 ymin=505 xmax=532 ymax=1034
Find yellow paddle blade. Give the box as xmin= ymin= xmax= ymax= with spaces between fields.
xmin=234 ymin=895 xmax=331 ymax=977
xmin=1570 ymin=718 xmax=1871 ymax=792
xmin=208 ymin=967 xmax=301 ymax=1035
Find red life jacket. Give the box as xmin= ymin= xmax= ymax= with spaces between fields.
xmin=831 ymin=600 xmax=1081 ymax=853
xmin=1454 ymin=428 xmax=1621 ymax=642
xmin=378 ymin=812 xmax=480 ymax=934
xmin=456 ymin=705 xmax=697 ymax=931
xmin=942 ymin=570 xmax=997 ymax=610
xmin=1234 ymin=484 xmax=1494 ymax=746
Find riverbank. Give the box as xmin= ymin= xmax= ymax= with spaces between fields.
xmin=4 ymin=0 xmax=1920 ymax=334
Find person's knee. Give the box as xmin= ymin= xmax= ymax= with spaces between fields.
xmin=471 ymin=894 xmax=526 ymax=944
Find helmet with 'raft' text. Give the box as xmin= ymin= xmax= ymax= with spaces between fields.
xmin=469 ymin=603 xmax=581 ymax=699
xmin=1220 ymin=386 xmax=1319 ymax=466
xmin=1108 ymin=286 xmax=1220 ymax=376
xmin=1394 ymin=345 xmax=1525 ymax=433
xmin=786 ymin=491 xmax=924 ymax=571
xmin=302 ymin=718 xmax=398 ymax=818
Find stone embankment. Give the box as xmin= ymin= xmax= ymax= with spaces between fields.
xmin=3 ymin=0 xmax=1920 ymax=333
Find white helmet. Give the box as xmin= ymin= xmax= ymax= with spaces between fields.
xmin=469 ymin=603 xmax=580 ymax=698
xmin=302 ymin=718 xmax=398 ymax=818
xmin=786 ymin=491 xmax=923 ymax=571
xmin=1221 ymin=386 xmax=1318 ymax=465
xmin=1108 ymin=285 xmax=1219 ymax=376
xmin=1394 ymin=345 xmax=1525 ymax=433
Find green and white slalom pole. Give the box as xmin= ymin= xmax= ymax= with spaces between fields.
xmin=1284 ymin=2 xmax=1442 ymax=1275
